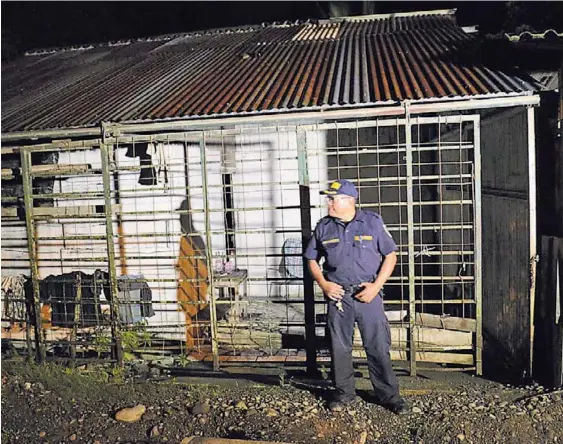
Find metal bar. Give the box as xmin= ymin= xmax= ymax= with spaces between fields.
xmin=471 ymin=114 xmax=483 ymax=375
xmin=100 ymin=142 xmax=123 ymax=365
xmin=24 ymin=198 xmax=476 ymax=212
xmin=297 ymin=128 xmax=317 ymax=377
xmin=70 ymin=274 xmax=82 ymax=363
xmin=2 ymin=139 xmax=102 ymax=154
xmin=527 ymin=106 xmax=538 ymax=378
xmin=405 ymin=106 xmax=417 ymax=376
xmin=199 ymin=132 xmax=220 ymax=371
xmin=20 ymin=148 xmax=45 ymax=363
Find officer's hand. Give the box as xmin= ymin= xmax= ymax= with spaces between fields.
xmin=355 ymin=282 xmax=380 ymax=303
xmin=321 ymin=281 xmax=345 ymax=301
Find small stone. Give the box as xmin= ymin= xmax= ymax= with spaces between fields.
xmin=149 ymin=426 xmax=160 ymax=438
xmin=266 ymin=408 xmax=278 ymax=417
xmin=235 ymin=401 xmax=248 ymax=410
xmin=115 ymin=405 xmax=146 ymax=423
xmin=412 ymin=407 xmax=422 ymax=414
xmin=24 ymin=382 xmax=32 ymax=390
xmin=39 ymin=431 xmax=46 ymax=438
xmin=457 ymin=434 xmax=465 ymax=441
xmin=69 ymin=434 xmax=77 ymax=441
xmin=198 ymin=416 xmax=207 ymax=425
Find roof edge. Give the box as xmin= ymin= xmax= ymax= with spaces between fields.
xmin=22 ymin=9 xmax=459 ymax=57
xmin=338 ymin=9 xmax=456 ymax=22
xmin=1 ymin=93 xmax=540 ymax=143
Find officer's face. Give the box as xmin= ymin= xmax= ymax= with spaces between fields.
xmin=326 ymin=195 xmax=355 ymax=218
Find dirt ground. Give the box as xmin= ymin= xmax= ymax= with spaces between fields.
xmin=1 ymin=359 xmax=562 ymax=444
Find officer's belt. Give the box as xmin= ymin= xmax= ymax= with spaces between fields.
xmin=340 ymin=284 xmax=364 ymax=293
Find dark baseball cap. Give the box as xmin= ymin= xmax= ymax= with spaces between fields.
xmin=320 ymin=179 xmax=358 ymax=199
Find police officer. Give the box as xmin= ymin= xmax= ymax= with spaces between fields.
xmin=304 ymin=179 xmax=407 ymax=414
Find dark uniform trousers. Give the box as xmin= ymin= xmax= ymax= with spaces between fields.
xmin=328 ymin=285 xmax=401 ymax=406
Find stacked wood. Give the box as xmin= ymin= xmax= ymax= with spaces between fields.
xmin=217 ymin=324 xmax=282 ymax=350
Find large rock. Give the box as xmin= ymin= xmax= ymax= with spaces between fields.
xmin=115 ymin=405 xmax=146 ymax=423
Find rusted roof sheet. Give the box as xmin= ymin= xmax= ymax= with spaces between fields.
xmin=1 ymin=10 xmax=538 ymax=133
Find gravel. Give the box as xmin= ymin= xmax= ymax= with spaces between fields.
xmin=1 ymin=361 xmax=562 ymax=444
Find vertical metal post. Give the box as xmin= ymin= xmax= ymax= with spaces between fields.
xmin=297 ymin=129 xmax=318 ymax=376
xmin=473 ymin=115 xmax=484 ymax=375
xmin=20 ymin=148 xmax=45 ymax=363
xmin=100 ymin=142 xmax=123 ymax=365
xmin=528 ymin=106 xmax=538 ymax=377
xmin=199 ymin=132 xmax=220 ymax=371
xmin=70 ymin=274 xmax=82 ymax=363
xmin=404 ymin=109 xmax=417 ymax=376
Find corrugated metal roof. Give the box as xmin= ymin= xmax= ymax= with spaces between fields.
xmin=1 ymin=10 xmax=538 ymax=133
xmin=506 ymin=29 xmax=563 ymax=43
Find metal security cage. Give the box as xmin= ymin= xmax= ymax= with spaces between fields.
xmin=1 ymin=112 xmax=482 ymax=376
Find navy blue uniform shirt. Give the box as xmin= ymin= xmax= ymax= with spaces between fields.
xmin=304 ymin=209 xmax=398 ymax=286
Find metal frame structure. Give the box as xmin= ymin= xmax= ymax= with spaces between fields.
xmin=0 ymin=95 xmax=538 ymax=377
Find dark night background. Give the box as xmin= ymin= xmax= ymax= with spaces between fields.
xmin=2 ymin=1 xmax=563 ymax=61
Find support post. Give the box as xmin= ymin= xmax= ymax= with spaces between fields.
xmin=473 ymin=115 xmax=483 ymax=375
xmin=70 ymin=274 xmax=82 ymax=363
xmin=404 ymin=109 xmax=417 ymax=376
xmin=297 ymin=129 xmax=318 ymax=377
xmin=199 ymin=132 xmax=220 ymax=371
xmin=20 ymin=148 xmax=45 ymax=363
xmin=100 ymin=142 xmax=123 ymax=365
xmin=528 ymin=106 xmax=538 ymax=378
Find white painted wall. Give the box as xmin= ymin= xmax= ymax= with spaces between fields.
xmin=1 ymin=129 xmax=329 ymax=339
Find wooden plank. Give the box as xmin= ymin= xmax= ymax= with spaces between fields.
xmin=1 ymin=207 xmax=18 ymax=218
xmin=415 ymin=312 xmax=477 ymax=332
xmin=385 ymin=310 xmax=408 ymax=321
xmin=359 ymin=350 xmax=474 ymax=365
xmin=1 ymin=169 xmax=15 ymax=180
xmin=1 ymin=164 xmax=91 ymax=179
xmin=216 ymin=324 xmax=473 ymax=351
xmin=31 ymin=163 xmax=91 ymax=176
